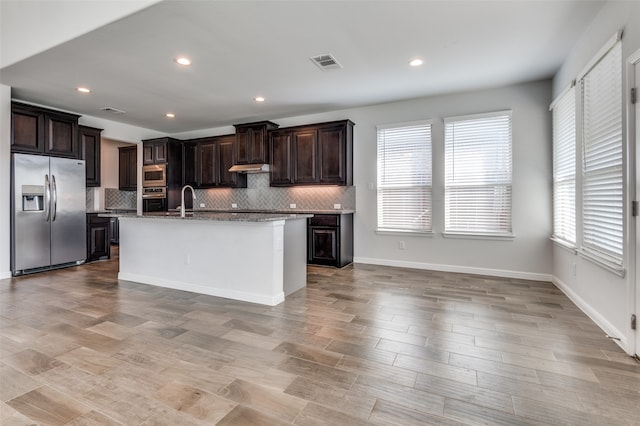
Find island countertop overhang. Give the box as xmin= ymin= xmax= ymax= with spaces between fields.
xmin=99 ymin=211 xmax=313 ymax=222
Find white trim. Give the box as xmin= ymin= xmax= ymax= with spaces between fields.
xmin=576 ymin=30 xmax=623 ymax=81
xmin=0 ymin=271 xmax=11 ymax=280
xmin=552 ymin=275 xmax=628 ymax=354
xmin=118 ymin=272 xmax=285 ymax=306
xmin=443 ymin=109 xmax=512 ymax=124
xmin=578 ymin=248 xmax=626 ymax=278
xmin=549 ymin=80 xmax=576 ymax=111
xmin=377 ymin=118 xmax=432 ymax=131
xmin=550 ymin=237 xmax=577 ymax=254
xmin=442 ymin=232 xmax=514 ymax=241
xmin=353 ymin=257 xmax=551 ymax=282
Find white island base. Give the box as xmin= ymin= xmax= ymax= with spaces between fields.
xmin=117 ymin=215 xmax=309 ymax=306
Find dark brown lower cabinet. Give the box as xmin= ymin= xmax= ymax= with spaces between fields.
xmin=307 ymin=213 xmax=353 ymax=268
xmin=86 ymin=214 xmax=110 ymax=262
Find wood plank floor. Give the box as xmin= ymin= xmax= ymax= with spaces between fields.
xmin=1 ymin=247 xmax=639 ymax=425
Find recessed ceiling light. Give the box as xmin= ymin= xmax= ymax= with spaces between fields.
xmin=254 ymin=96 xmax=265 ymax=102
xmin=175 ymin=57 xmax=191 ymax=66
xmin=76 ymin=87 xmax=91 ymax=93
xmin=166 ymin=113 xmax=175 ymax=118
xmin=409 ymin=58 xmax=424 ymax=67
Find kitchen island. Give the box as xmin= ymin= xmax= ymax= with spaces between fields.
xmin=103 ymin=212 xmax=312 ymax=306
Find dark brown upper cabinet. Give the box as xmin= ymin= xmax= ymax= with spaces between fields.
xmin=79 ymin=125 xmax=102 ymax=187
xmin=234 ymin=121 xmax=279 ymax=164
xmin=11 ymin=102 xmax=80 ymax=158
xmin=143 ymin=139 xmax=168 ymax=164
xmin=183 ymin=135 xmax=246 ymax=189
xmin=269 ymin=119 xmax=353 ymax=187
xmin=118 ymin=146 xmax=137 ymax=191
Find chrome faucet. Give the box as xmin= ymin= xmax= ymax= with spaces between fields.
xmin=180 ymin=184 xmax=196 ymax=218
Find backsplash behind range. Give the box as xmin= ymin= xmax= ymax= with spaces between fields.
xmin=104 ymin=174 xmax=355 ymax=211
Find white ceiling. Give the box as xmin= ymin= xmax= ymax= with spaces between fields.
xmin=0 ymin=0 xmax=604 ymax=134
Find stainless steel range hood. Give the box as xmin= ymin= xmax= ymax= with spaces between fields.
xmin=228 ymin=163 xmax=270 ymax=173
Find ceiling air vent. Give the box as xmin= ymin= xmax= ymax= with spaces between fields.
xmin=100 ymin=106 xmax=125 ymax=114
xmin=310 ymin=53 xmax=342 ymax=71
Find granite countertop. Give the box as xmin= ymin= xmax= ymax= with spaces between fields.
xmin=172 ymin=208 xmax=356 ymax=215
xmin=99 ymin=211 xmax=313 ymax=222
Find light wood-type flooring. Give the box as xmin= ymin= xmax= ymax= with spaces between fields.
xmin=1 ymin=246 xmax=639 ymax=425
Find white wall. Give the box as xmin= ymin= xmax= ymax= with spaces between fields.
xmin=0 ymin=85 xmax=11 ymax=279
xmin=171 ymin=79 xmax=554 ymax=280
xmin=551 ymin=0 xmax=639 ymax=353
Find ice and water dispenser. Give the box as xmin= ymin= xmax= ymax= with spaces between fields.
xmin=21 ymin=185 xmax=44 ymax=211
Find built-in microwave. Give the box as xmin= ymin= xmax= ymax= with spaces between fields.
xmin=142 ymin=164 xmax=166 ymax=187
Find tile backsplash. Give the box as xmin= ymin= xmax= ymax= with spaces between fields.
xmin=194 ymin=174 xmax=355 ymax=211
xmin=105 ymin=188 xmax=137 ymax=209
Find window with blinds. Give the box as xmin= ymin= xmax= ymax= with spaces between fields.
xmin=444 ymin=111 xmax=512 ymax=236
xmin=377 ymin=121 xmax=432 ymax=233
xmin=581 ymin=41 xmax=623 ymax=267
xmin=552 ymin=87 xmax=576 ymax=246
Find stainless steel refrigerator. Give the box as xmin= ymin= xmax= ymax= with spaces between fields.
xmin=11 ymin=153 xmax=86 ymax=275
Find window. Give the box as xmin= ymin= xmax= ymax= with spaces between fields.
xmin=377 ymin=121 xmax=432 ymax=233
xmin=580 ymin=41 xmax=623 ymax=268
xmin=444 ymin=111 xmax=512 ymax=236
xmin=551 ymin=87 xmax=576 ymax=246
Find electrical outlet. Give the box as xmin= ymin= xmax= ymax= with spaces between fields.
xmin=398 ymin=241 xmax=405 ymax=250
xmin=199 ymin=203 xmax=205 ymax=208
xmin=231 ymin=203 xmax=238 ymax=208
xmin=290 ymin=203 xmax=297 ymax=209
xmin=333 ymin=203 xmax=341 ymax=209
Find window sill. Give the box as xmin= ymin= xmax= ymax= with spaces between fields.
xmin=550 ymin=237 xmax=577 ymax=254
xmin=376 ymin=229 xmax=434 ymax=237
xmin=442 ymin=232 xmax=514 ymax=241
xmin=577 ymin=248 xmax=625 ymax=278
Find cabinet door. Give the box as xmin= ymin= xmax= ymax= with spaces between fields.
xmin=154 ymin=142 xmax=167 ymax=163
xmin=248 ymin=127 xmax=267 ymax=163
xmin=143 ymin=144 xmax=154 ymax=165
xmin=79 ymin=126 xmax=102 ymax=187
xmin=308 ymin=227 xmax=338 ymax=265
xmin=198 ymin=142 xmax=218 ymax=187
xmin=11 ymin=105 xmax=43 ymax=153
xmin=270 ymin=131 xmax=293 ymax=186
xmin=317 ymin=124 xmax=346 ymax=184
xmin=218 ymin=136 xmax=238 ymax=187
xmin=119 ymin=146 xmax=137 ymax=190
xmin=88 ymin=223 xmax=110 ymax=261
xmin=127 ymin=148 xmax=138 ymax=190
xmin=182 ymin=142 xmax=197 ymax=186
xmin=293 ymin=129 xmax=318 ymax=184
xmin=45 ymin=112 xmax=78 ymax=158
xmin=235 ymin=128 xmax=250 ymax=164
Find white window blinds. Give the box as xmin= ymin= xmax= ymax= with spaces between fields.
xmin=377 ymin=121 xmax=432 ymax=232
xmin=581 ymin=41 xmax=623 ymax=266
xmin=444 ymin=111 xmax=512 ymax=235
xmin=552 ymin=87 xmax=576 ymax=245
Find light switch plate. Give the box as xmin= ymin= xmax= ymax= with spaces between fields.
xmin=199 ymin=203 xmax=205 ymax=208
xmin=231 ymin=203 xmax=238 ymax=208
xmin=290 ymin=203 xmax=297 ymax=209
xmin=333 ymin=203 xmax=341 ymax=209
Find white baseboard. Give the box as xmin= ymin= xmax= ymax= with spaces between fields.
xmin=117 ymin=272 xmax=285 ymax=306
xmin=0 ymin=270 xmax=11 ymax=280
xmin=353 ymin=257 xmax=552 ymax=282
xmin=551 ymin=275 xmax=628 ymax=353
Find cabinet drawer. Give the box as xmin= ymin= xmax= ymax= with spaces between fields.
xmin=309 ymin=214 xmax=339 ymax=227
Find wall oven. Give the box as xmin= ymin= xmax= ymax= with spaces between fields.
xmin=142 ymin=164 xmax=166 ymax=187
xmin=142 ymin=186 xmax=166 ymax=212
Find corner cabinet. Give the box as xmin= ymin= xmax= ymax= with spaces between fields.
xmin=11 ymin=102 xmax=80 ymax=158
xmin=234 ymin=121 xmax=279 ymax=164
xmin=86 ymin=213 xmax=110 ymax=262
xmin=269 ymin=120 xmax=353 ymax=187
xmin=183 ymin=135 xmax=246 ymax=189
xmin=118 ymin=146 xmax=137 ymax=190
xmin=79 ymin=125 xmax=102 ymax=187
xmin=307 ymin=213 xmax=353 ymax=268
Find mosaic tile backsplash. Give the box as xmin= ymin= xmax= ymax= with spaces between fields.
xmin=105 ymin=188 xmax=137 ymax=209
xmin=85 ymin=188 xmax=95 ymax=211
xmin=194 ymin=174 xmax=355 ymax=211
xmin=102 ymin=174 xmax=355 ymax=211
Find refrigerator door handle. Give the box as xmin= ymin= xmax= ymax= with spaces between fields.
xmin=44 ymin=174 xmax=51 ymax=222
xmin=51 ymin=174 xmax=57 ymax=222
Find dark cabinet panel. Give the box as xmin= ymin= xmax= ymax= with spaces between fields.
xmin=79 ymin=125 xmax=102 ymax=187
xmin=308 ymin=213 xmax=353 ymax=268
xmin=11 ymin=102 xmax=80 ymax=158
xmin=86 ymin=214 xmax=110 ymax=262
xmin=269 ymin=131 xmax=294 ymax=186
xmin=143 ymin=140 xmax=168 ymax=165
xmin=234 ymin=121 xmax=279 ymax=165
xmin=118 ymin=146 xmax=137 ymax=190
xmin=293 ymin=129 xmax=318 ymax=184
xmin=269 ymin=120 xmax=353 ymax=187
xmin=183 ymin=135 xmax=246 ymax=189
